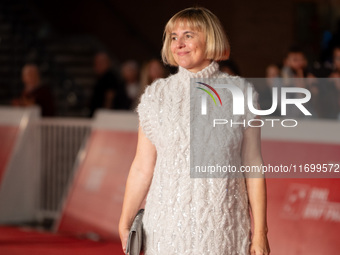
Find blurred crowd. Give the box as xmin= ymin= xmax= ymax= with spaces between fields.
xmin=259 ymin=45 xmax=340 ymax=120
xmin=219 ymin=45 xmax=340 ymax=120
xmin=11 ymin=52 xmax=167 ymax=118
xmin=10 ymin=46 xmax=340 ymax=120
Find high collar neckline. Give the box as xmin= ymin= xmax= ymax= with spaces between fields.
xmin=177 ymin=61 xmax=220 ymax=79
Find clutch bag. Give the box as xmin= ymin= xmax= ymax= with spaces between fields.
xmin=125 ymin=208 xmax=144 ymax=255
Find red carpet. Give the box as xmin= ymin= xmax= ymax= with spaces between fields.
xmin=0 ymin=226 xmax=124 ymax=255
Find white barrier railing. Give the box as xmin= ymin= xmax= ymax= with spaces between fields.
xmin=1 ymin=107 xmax=339 ymax=227
xmin=38 ymin=118 xmax=91 ymax=220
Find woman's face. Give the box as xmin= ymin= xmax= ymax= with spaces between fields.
xmin=170 ymin=22 xmax=211 ymax=73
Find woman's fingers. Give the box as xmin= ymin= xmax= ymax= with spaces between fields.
xmin=249 ymin=233 xmax=270 ymax=255
xmin=119 ymin=228 xmax=130 ymax=254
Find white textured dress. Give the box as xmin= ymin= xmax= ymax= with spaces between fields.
xmin=136 ymin=61 xmax=258 ymax=255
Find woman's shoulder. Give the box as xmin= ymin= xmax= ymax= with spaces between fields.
xmin=135 ymin=76 xmax=174 ymax=116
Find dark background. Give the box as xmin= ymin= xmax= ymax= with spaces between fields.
xmin=30 ymin=0 xmax=338 ymax=76
xmin=1 ymin=0 xmax=339 ymax=116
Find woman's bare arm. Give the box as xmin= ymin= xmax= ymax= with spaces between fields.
xmin=119 ymin=123 xmax=157 ymax=252
xmin=241 ymin=116 xmax=270 ymax=254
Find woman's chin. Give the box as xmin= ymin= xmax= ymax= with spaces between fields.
xmin=177 ymin=62 xmax=194 ymax=70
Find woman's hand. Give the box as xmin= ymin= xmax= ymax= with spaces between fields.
xmin=249 ymin=232 xmax=270 ymax=255
xmin=119 ymin=125 xmax=156 ymax=254
xmin=119 ymin=226 xmax=130 ymax=254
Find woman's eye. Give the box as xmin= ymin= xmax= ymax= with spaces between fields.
xmin=185 ymin=34 xmax=192 ymax=39
xmin=171 ymin=36 xmax=177 ymax=41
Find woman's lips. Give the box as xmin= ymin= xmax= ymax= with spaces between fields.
xmin=177 ymin=51 xmax=189 ymax=56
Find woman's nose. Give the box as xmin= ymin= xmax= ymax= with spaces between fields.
xmin=177 ymin=37 xmax=185 ymax=48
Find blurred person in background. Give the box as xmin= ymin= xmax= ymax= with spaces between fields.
xmin=330 ymin=46 xmax=340 ymax=119
xmin=258 ymin=64 xmax=282 ymax=116
xmin=140 ymin=58 xmax=166 ymax=95
xmin=266 ymin=64 xmax=280 ymax=79
xmin=329 ymin=46 xmax=340 ymax=77
xmin=89 ymin=52 xmax=130 ymax=117
xmin=121 ymin=60 xmax=141 ymax=110
xmin=12 ymin=63 xmax=55 ymax=116
xmin=321 ymin=19 xmax=340 ymax=65
xmin=322 ymin=46 xmax=340 ymax=119
xmin=313 ymin=79 xmax=340 ymax=119
xmin=281 ymin=46 xmax=316 ymax=118
xmin=219 ymin=59 xmax=240 ymax=76
xmin=281 ymin=46 xmax=309 ymax=79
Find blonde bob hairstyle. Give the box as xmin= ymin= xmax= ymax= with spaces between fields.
xmin=161 ymin=7 xmax=230 ymax=66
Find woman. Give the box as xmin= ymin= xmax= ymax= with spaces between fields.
xmin=119 ymin=7 xmax=270 ymax=255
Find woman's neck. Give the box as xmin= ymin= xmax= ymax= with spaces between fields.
xmin=186 ymin=60 xmax=212 ymax=73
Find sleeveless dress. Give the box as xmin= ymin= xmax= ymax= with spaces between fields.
xmin=135 ymin=61 xmax=259 ymax=255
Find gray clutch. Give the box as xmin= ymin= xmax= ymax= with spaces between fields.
xmin=125 ymin=208 xmax=144 ymax=255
